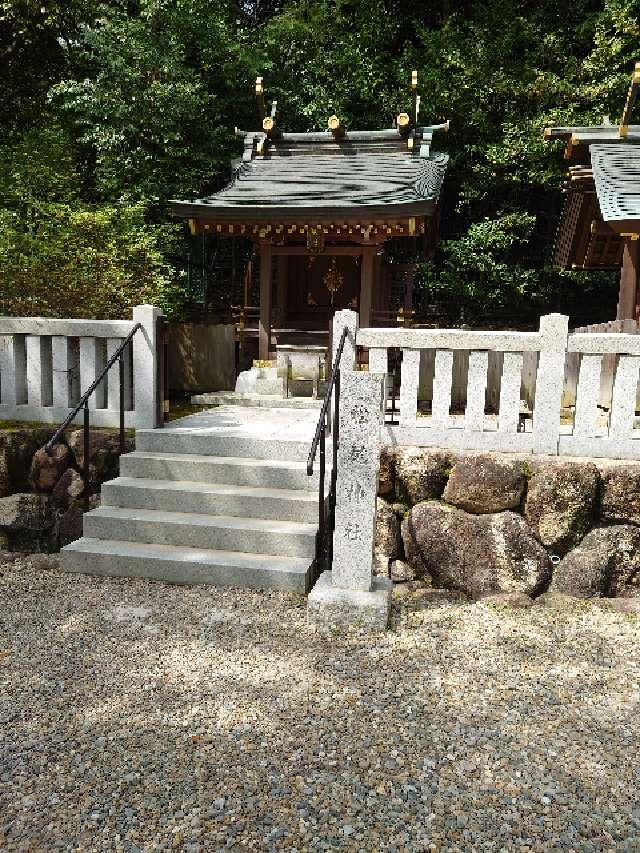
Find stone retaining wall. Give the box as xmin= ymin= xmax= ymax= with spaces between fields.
xmin=376 ymin=446 xmax=640 ymax=601
xmin=0 ymin=426 xmax=132 ymax=552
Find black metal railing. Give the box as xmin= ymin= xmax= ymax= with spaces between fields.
xmin=386 ymin=347 xmax=401 ymax=425
xmin=306 ymin=326 xmax=349 ymax=579
xmin=43 ymin=323 xmax=143 ymax=501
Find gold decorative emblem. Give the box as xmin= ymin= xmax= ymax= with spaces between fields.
xmin=307 ymin=227 xmax=324 ymax=253
xmin=323 ymin=257 xmax=344 ymax=305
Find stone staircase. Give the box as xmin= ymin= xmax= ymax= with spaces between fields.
xmin=61 ymin=419 xmax=321 ymax=592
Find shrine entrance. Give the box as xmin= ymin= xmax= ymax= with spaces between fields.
xmin=285 ymin=254 xmax=360 ymax=328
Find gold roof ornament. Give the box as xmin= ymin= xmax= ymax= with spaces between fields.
xmin=328 ymin=114 xmax=345 ymax=139
xmin=619 ymin=62 xmax=640 ymax=138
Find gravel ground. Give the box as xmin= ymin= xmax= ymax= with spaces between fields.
xmin=1 ymin=557 xmax=640 ymax=852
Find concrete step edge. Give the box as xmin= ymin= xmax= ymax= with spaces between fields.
xmin=62 ymin=537 xmax=311 ymax=570
xmin=122 ymin=451 xmax=316 ymax=472
xmin=134 ymin=432 xmax=330 ymax=462
xmin=102 ymin=477 xmax=318 ymax=501
xmin=86 ymin=505 xmax=317 ymax=534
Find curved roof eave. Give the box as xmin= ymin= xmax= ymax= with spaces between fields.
xmin=169 ymin=198 xmax=438 ymax=222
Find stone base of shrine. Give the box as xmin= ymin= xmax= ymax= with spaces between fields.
xmin=307 ymin=571 xmax=392 ymax=631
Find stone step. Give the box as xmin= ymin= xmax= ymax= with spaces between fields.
xmin=84 ymin=506 xmax=317 ymax=557
xmin=61 ymin=538 xmax=312 ymax=591
xmin=135 ymin=430 xmax=325 ymax=463
xmin=190 ymin=392 xmax=323 ymax=410
xmin=101 ymin=477 xmax=319 ymax=522
xmin=120 ymin=452 xmax=318 ymax=491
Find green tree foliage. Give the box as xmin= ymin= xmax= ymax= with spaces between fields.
xmin=0 ymin=0 xmax=100 ymax=134
xmin=48 ymin=3 xmax=243 ymax=205
xmin=1 ymin=0 xmax=639 ymax=320
xmin=0 ymin=202 xmax=180 ymax=319
xmin=0 ymin=125 xmax=182 ymax=319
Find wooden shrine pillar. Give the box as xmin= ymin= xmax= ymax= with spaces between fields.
xmin=372 ymin=253 xmax=384 ymax=314
xmin=360 ymin=247 xmax=376 ymax=327
xmin=617 ymin=237 xmax=640 ymax=321
xmin=275 ymin=255 xmax=288 ymax=327
xmin=259 ymin=242 xmax=272 ymax=360
xmin=404 ymin=265 xmax=415 ymax=312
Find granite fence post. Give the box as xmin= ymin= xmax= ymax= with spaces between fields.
xmin=332 ymin=309 xmax=358 ymax=373
xmin=532 ymin=313 xmax=569 ymax=455
xmin=133 ymin=304 xmax=162 ymax=430
xmin=0 ymin=335 xmax=26 ymax=406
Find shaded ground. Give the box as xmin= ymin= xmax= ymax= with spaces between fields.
xmin=1 ymin=557 xmax=639 ymax=852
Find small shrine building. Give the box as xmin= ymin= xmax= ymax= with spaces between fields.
xmin=170 ymin=75 xmax=449 ymax=361
xmin=545 ymin=63 xmax=640 ymax=321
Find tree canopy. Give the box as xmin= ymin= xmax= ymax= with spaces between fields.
xmin=1 ymin=0 xmax=638 ymax=321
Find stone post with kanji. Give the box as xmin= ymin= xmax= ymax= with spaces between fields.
xmin=307 ymin=369 xmax=392 ymax=630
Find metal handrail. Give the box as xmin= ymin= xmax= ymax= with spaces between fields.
xmin=306 ymin=325 xmax=349 ymax=580
xmin=306 ymin=326 xmax=348 ymax=476
xmin=43 ymin=322 xmax=143 ymax=498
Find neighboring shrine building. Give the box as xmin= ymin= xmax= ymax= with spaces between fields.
xmin=170 ymin=75 xmax=449 ymax=361
xmin=545 ymin=63 xmax=640 ymax=321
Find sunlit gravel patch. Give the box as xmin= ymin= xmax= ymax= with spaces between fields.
xmin=1 ymin=557 xmax=639 ymax=851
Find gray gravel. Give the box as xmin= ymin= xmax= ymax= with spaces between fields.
xmin=1 ymin=557 xmax=640 ymax=851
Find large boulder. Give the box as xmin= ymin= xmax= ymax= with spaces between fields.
xmin=55 ymin=504 xmax=84 ymax=547
xmin=374 ymin=498 xmax=402 ymax=563
xmin=389 ymin=559 xmax=415 ymax=583
xmin=0 ymin=493 xmax=54 ymax=531
xmin=601 ymin=466 xmax=640 ymax=527
xmin=377 ymin=447 xmax=395 ymax=496
xmin=0 ymin=453 xmax=9 ymax=499
xmin=394 ymin=448 xmax=450 ymax=505
xmin=442 ymin=454 xmax=526 ymax=513
xmin=52 ymin=468 xmax=85 ymax=509
xmin=30 ymin=443 xmax=72 ymax=493
xmin=523 ymin=461 xmax=599 ymax=555
xmin=0 ymin=428 xmax=55 ymax=496
xmin=67 ymin=429 xmax=133 ymax=487
xmin=402 ymin=501 xmax=551 ymax=599
xmin=550 ymin=525 xmax=640 ymax=599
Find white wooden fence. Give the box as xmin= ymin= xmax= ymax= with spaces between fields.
xmin=0 ymin=305 xmax=162 ymax=429
xmin=334 ymin=310 xmax=640 ymax=460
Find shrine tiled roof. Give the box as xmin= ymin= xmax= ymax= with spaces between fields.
xmin=170 ymin=127 xmax=449 ymax=222
xmin=545 ymin=120 xmax=640 ymax=268
xmin=591 ymin=143 xmax=640 ymax=231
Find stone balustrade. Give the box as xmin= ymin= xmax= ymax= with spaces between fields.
xmin=309 ymin=310 xmax=640 ymax=629
xmin=0 ymin=305 xmax=162 ymax=429
xmin=347 ymin=311 xmax=640 ymax=461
